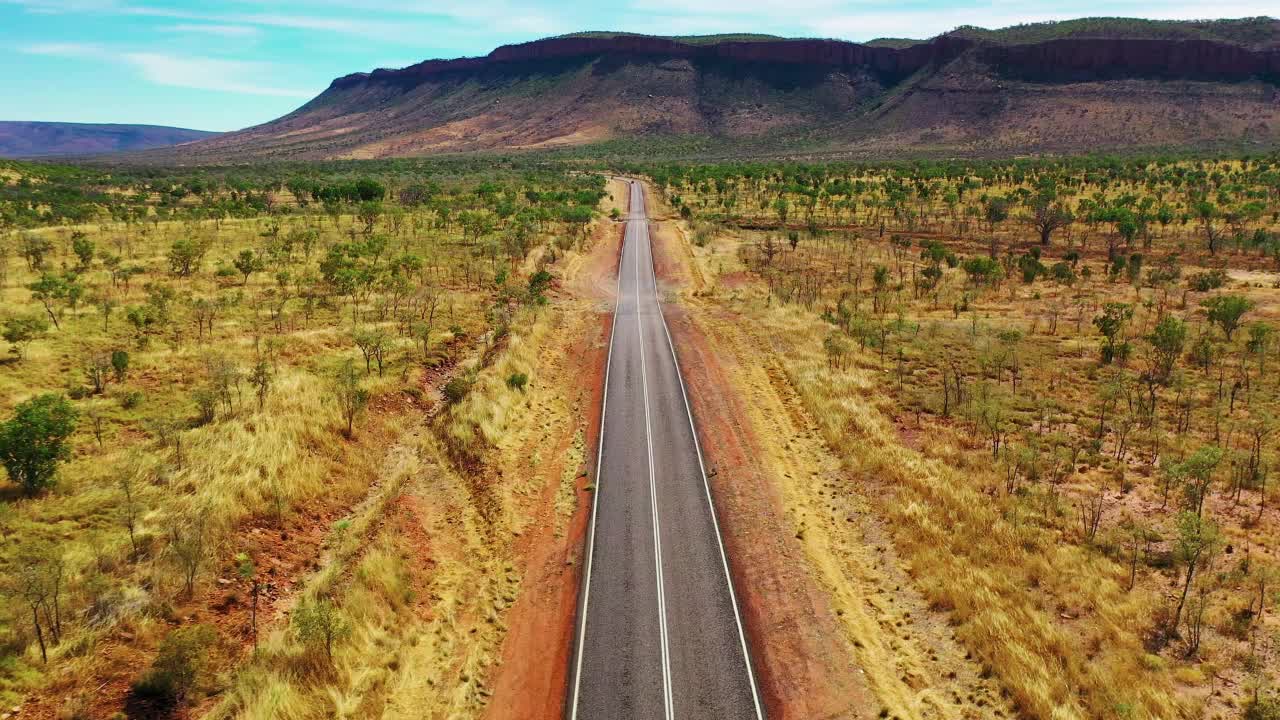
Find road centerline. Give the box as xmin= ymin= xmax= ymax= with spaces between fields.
xmin=636 ymin=191 xmax=676 ymax=719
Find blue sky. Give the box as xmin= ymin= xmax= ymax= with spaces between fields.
xmin=1 ymin=0 xmax=1274 ymax=132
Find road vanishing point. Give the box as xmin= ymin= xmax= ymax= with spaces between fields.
xmin=568 ymin=181 xmax=765 ymax=720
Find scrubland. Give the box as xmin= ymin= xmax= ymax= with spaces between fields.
xmin=0 ymin=159 xmax=610 ymax=719
xmin=649 ymin=156 xmax=1280 ymax=720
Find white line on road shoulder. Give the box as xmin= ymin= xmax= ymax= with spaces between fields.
xmin=567 ymin=179 xmax=627 ymax=720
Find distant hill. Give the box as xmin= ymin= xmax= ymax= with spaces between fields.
xmin=159 ymin=17 xmax=1280 ymax=161
xmin=0 ymin=122 xmax=218 ymax=158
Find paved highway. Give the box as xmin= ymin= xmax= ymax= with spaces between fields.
xmin=568 ymin=181 xmax=764 ymax=720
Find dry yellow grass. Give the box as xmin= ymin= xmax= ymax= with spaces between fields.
xmin=0 ymin=164 xmax=612 ymax=717
xmin=202 ymin=189 xmax=623 ymax=720
xmin=656 ymin=192 xmax=1193 ymax=719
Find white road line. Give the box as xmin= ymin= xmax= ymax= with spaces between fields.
xmin=567 ymin=180 xmax=626 ymax=720
xmin=636 ymin=182 xmax=676 ymax=720
xmin=641 ymin=185 xmax=767 ymax=720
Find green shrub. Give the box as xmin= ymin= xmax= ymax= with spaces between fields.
xmin=506 ymin=372 xmax=529 ymax=392
xmin=293 ymin=599 xmax=350 ymax=663
xmin=443 ymin=376 xmax=472 ymax=404
xmin=1246 ymin=695 xmax=1280 ymax=720
xmin=130 ymin=624 xmax=216 ymax=705
xmin=1187 ymin=269 xmax=1227 ymax=292
xmin=110 ymin=350 xmax=130 ymax=381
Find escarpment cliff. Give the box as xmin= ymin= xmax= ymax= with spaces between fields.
xmin=161 ymin=20 xmax=1280 ymax=161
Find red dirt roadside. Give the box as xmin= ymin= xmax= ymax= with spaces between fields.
xmin=481 ymin=194 xmax=625 ymax=720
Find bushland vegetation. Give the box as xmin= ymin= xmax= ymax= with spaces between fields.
xmin=0 ymin=157 xmax=603 ymax=715
xmin=650 ymin=154 xmax=1280 ymax=718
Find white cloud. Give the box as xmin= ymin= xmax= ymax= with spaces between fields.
xmin=19 ymin=41 xmax=103 ymax=56
xmin=1 ymin=0 xmax=122 ymax=12
xmin=161 ymin=23 xmax=262 ymax=38
xmin=249 ymin=0 xmax=564 ymax=32
xmin=121 ymin=6 xmax=460 ymax=42
xmin=121 ymin=52 xmax=314 ymax=97
xmin=19 ymin=42 xmax=313 ymax=97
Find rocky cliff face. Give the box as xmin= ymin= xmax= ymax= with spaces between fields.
xmin=168 ymin=29 xmax=1280 ymax=161
xmin=325 ymin=35 xmax=976 ymax=93
xmin=980 ymin=38 xmax=1280 ymax=81
xmin=328 ymin=33 xmax=1278 ymax=93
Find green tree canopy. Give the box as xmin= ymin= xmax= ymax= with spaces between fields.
xmin=0 ymin=394 xmax=78 ymax=495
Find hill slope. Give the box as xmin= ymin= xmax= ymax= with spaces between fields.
xmin=170 ymin=18 xmax=1280 ymax=160
xmin=0 ymin=121 xmax=218 ymax=158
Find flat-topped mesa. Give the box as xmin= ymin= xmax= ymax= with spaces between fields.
xmin=163 ymin=19 xmax=1280 ymax=163
xmin=325 ymin=32 xmax=1280 ymax=93
xmin=327 ymin=35 xmax=973 ymax=91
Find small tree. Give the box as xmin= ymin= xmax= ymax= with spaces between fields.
xmin=3 ymin=314 xmax=49 ymax=360
xmin=96 ymin=293 xmax=116 ymax=331
xmin=0 ymin=394 xmax=77 ymax=496
xmin=1177 ymin=445 xmax=1224 ymax=518
xmin=1195 ymin=201 xmax=1223 ymax=255
xmin=19 ymin=233 xmax=53 ymax=271
xmin=7 ymin=541 xmax=61 ymax=663
xmin=1094 ymin=303 xmax=1134 ymax=364
xmin=1202 ymin=295 xmax=1253 ymax=341
xmin=233 ymin=249 xmax=264 ymax=285
xmin=1170 ymin=511 xmax=1219 ymax=638
xmin=823 ymin=332 xmax=850 ymax=370
xmin=1145 ymin=315 xmax=1187 ymax=386
xmin=248 ymin=359 xmax=273 ymax=411
xmin=235 ymin=552 xmax=262 ymax=651
xmin=28 ymin=272 xmax=80 ymax=330
xmin=984 ymin=196 xmax=1010 ymax=232
xmin=293 ymin=598 xmax=350 ymax=663
xmin=351 ymin=327 xmax=389 ymax=376
xmin=119 ymin=472 xmax=145 ymax=560
xmin=169 ymin=505 xmax=211 ymax=597
xmin=71 ymin=233 xmax=95 ymax=270
xmin=111 ymin=349 xmax=130 ymax=382
xmin=333 ymin=361 xmax=369 ymax=438
xmin=1033 ymin=199 xmax=1073 ymax=246
xmin=168 ymin=238 xmax=209 ymax=277
xmin=85 ymin=352 xmax=113 ymax=394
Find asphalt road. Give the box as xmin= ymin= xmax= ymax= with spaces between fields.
xmin=568 ymin=181 xmax=764 ymax=720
